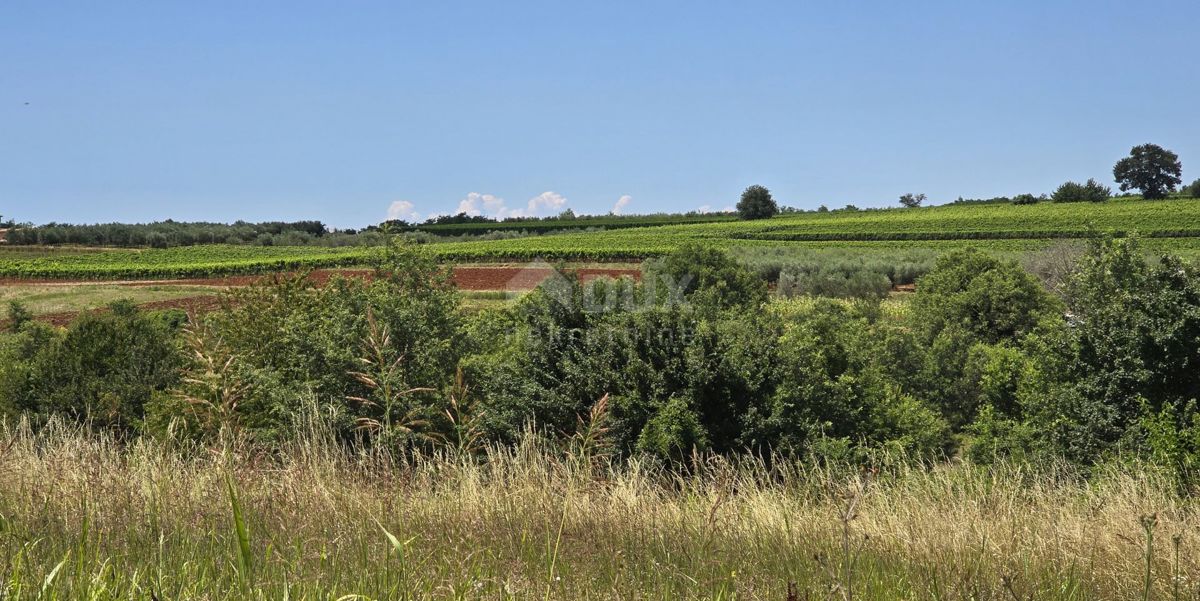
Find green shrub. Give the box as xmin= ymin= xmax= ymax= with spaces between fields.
xmin=649 ymin=243 xmax=767 ymax=311
xmin=911 ymin=249 xmax=1061 ymax=344
xmin=6 ymin=301 xmax=31 ymax=333
xmin=965 ymin=404 xmax=1043 ymax=463
xmin=636 ymin=397 xmax=709 ymax=461
xmin=1052 ymin=236 xmax=1200 ymax=461
xmin=202 ymin=239 xmax=463 ymax=442
xmin=762 ymin=299 xmax=950 ymax=456
xmin=23 ymin=301 xmax=181 ymax=430
xmin=1051 ymin=179 xmax=1111 ymax=203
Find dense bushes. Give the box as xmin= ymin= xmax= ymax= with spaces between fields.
xmin=647 ymin=243 xmax=768 ymax=311
xmin=0 ymin=301 xmax=181 ymax=430
xmin=960 ymin=237 xmax=1200 ymax=476
xmin=1051 ymin=179 xmax=1112 ymax=203
xmin=1011 ymin=193 xmax=1044 ymax=205
xmin=910 ymin=249 xmax=1060 ymax=344
xmin=159 ymin=239 xmax=463 ymax=443
xmin=3 ymin=238 xmax=1200 ymax=478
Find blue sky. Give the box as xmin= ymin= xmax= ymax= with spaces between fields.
xmin=2 ymin=1 xmax=1197 ymax=228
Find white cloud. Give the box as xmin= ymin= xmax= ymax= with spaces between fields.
xmin=446 ymin=190 xmax=570 ymax=220
xmin=611 ymin=195 xmax=632 ymax=215
xmin=697 ymin=204 xmax=735 ymax=214
xmin=697 ymin=204 xmax=712 ymax=213
xmin=527 ymin=191 xmax=567 ymax=215
xmin=454 ymin=192 xmax=506 ymax=217
xmin=386 ymin=200 xmax=421 ymax=222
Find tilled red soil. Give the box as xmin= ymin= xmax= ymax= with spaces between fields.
xmin=3 ymin=265 xmax=643 ymax=326
xmin=0 ymin=266 xmax=642 ymax=291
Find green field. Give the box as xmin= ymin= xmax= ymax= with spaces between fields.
xmin=0 ymin=245 xmax=370 ymax=279
xmin=4 ymin=198 xmax=1200 ymax=279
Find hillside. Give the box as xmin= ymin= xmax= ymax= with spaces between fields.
xmin=4 ymin=198 xmax=1200 ymax=279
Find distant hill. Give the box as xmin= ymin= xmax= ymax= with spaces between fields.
xmin=4 ymin=197 xmax=1200 ymax=280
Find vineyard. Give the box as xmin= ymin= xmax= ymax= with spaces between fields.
xmin=4 ymin=198 xmax=1200 ymax=279
xmin=0 ymin=246 xmax=371 ymax=280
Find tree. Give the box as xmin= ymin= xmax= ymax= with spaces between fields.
xmin=899 ymin=193 xmax=926 ymax=208
xmin=653 ymin=244 xmax=768 ymax=311
xmin=911 ymin=249 xmax=1061 ymax=345
xmin=1051 ymin=236 xmax=1200 ymax=463
xmin=27 ymin=301 xmax=181 ymax=430
xmin=147 ymin=232 xmax=170 ymax=249
xmin=1185 ymin=178 xmax=1200 ymax=198
xmin=736 ymin=185 xmax=778 ymax=220
xmin=1051 ymin=179 xmax=1111 ymax=203
xmin=6 ymin=301 xmax=31 ymax=333
xmin=1113 ymin=143 xmax=1183 ymax=200
xmin=908 ymin=250 xmax=1065 ymax=431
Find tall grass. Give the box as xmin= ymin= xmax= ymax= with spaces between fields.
xmin=0 ymin=416 xmax=1197 ymax=599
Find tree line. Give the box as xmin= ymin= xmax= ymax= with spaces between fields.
xmin=0 ymin=219 xmax=346 ymax=248
xmin=914 ymin=143 xmax=1198 ymax=209
xmin=735 ymin=142 xmax=1197 ymax=219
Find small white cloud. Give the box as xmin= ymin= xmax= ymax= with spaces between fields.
xmin=442 ymin=190 xmax=571 ymax=220
xmin=386 ymin=200 xmax=421 ymax=222
xmin=527 ymin=191 xmax=567 ymax=215
xmin=611 ymin=195 xmax=632 ymax=215
xmin=697 ymin=204 xmax=712 ymax=213
xmin=721 ymin=205 xmax=735 ymax=213
xmin=454 ymin=192 xmax=506 ymax=217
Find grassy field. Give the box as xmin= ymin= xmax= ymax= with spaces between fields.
xmin=0 ymin=283 xmax=219 ymax=316
xmin=1 ymin=419 xmax=1195 ymax=600
xmin=4 ymin=198 xmax=1200 ymax=279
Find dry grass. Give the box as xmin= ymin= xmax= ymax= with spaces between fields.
xmin=0 ymin=416 xmax=1197 ymax=600
xmin=0 ymin=283 xmax=218 ymax=316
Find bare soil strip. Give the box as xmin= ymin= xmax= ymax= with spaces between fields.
xmin=2 ymin=265 xmax=643 ymax=326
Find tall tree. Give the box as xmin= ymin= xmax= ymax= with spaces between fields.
xmin=736 ymin=185 xmax=778 ymax=220
xmin=899 ymin=193 xmax=926 ymax=208
xmin=1113 ymin=144 xmax=1183 ymax=200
